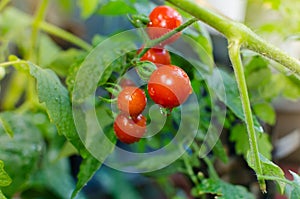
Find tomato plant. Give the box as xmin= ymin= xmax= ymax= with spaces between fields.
xmin=0 ymin=0 xmax=300 ymax=199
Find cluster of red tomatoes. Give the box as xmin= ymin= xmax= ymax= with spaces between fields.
xmin=113 ymin=5 xmax=192 ymax=144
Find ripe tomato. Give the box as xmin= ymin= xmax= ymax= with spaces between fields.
xmin=147 ymin=5 xmax=182 ymax=45
xmin=139 ymin=47 xmax=171 ymax=67
xmin=147 ymin=65 xmax=192 ymax=108
xmin=117 ymin=86 xmax=147 ymax=117
xmin=113 ymin=113 xmax=147 ymax=144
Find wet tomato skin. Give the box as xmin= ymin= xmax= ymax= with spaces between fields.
xmin=147 ymin=5 xmax=182 ymax=45
xmin=113 ymin=113 xmax=147 ymax=144
xmin=117 ymin=86 xmax=147 ymax=117
xmin=147 ymin=65 xmax=192 ymax=108
xmin=139 ymin=47 xmax=171 ymax=67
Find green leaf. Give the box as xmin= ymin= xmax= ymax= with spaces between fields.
xmin=230 ymin=124 xmax=272 ymax=159
xmin=94 ymin=167 xmax=142 ymax=199
xmin=282 ymin=75 xmax=300 ymax=100
xmin=28 ymin=62 xmax=85 ymax=154
xmin=77 ymin=0 xmax=100 ymax=18
xmin=38 ymin=34 xmax=61 ymax=68
xmin=253 ymin=102 xmax=276 ymax=125
xmin=246 ymin=68 xmax=271 ymax=90
xmin=247 ymin=154 xmax=285 ymax=194
xmin=72 ymin=157 xmax=101 ymax=199
xmin=0 ymin=190 xmax=7 ymax=199
xmin=212 ymin=140 xmax=228 ymax=163
xmin=206 ymin=68 xmax=262 ymax=131
xmin=183 ymin=23 xmax=214 ymax=69
xmin=98 ymin=1 xmax=137 ymax=15
xmin=0 ymin=160 xmax=11 ymax=187
xmin=289 ymin=171 xmax=300 ymax=199
xmin=0 ymin=113 xmax=43 ymax=197
xmin=196 ymin=178 xmax=255 ymax=199
xmin=49 ymin=48 xmax=86 ymax=77
xmin=27 ymin=63 xmax=102 ymax=198
xmin=42 ymin=158 xmax=87 ymax=199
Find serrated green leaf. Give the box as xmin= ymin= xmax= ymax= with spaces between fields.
xmin=244 ymin=55 xmax=269 ymax=75
xmin=253 ymin=102 xmax=275 ymax=125
xmin=71 ymin=157 xmax=101 ymax=199
xmin=206 ymin=68 xmax=262 ymax=132
xmin=0 ymin=160 xmax=11 ymax=187
xmin=286 ymin=171 xmax=300 ymax=199
xmin=98 ymin=1 xmax=137 ymax=15
xmin=49 ymin=48 xmax=86 ymax=77
xmin=246 ymin=68 xmax=272 ymax=90
xmin=27 ymin=63 xmax=103 ymax=198
xmin=196 ymin=178 xmax=255 ymax=199
xmin=77 ymin=0 xmax=100 ymax=18
xmin=0 ymin=113 xmax=43 ymax=196
xmin=282 ymin=75 xmax=300 ymax=100
xmin=247 ymin=154 xmax=285 ymax=193
xmin=28 ymin=62 xmax=86 ymax=154
xmin=230 ymin=124 xmax=272 ymax=159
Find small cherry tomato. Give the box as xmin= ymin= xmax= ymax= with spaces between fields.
xmin=117 ymin=86 xmax=147 ymax=117
xmin=139 ymin=47 xmax=171 ymax=67
xmin=147 ymin=65 xmax=192 ymax=108
xmin=113 ymin=113 xmax=147 ymax=144
xmin=147 ymin=5 xmax=182 ymax=45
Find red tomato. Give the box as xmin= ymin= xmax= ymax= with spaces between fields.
xmin=139 ymin=47 xmax=171 ymax=67
xmin=117 ymin=86 xmax=147 ymax=117
xmin=147 ymin=65 xmax=192 ymax=108
xmin=113 ymin=113 xmax=147 ymax=144
xmin=147 ymin=5 xmax=182 ymax=45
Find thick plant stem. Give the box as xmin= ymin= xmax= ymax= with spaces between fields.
xmin=228 ymin=40 xmax=266 ymax=192
xmin=166 ymin=0 xmax=300 ymax=76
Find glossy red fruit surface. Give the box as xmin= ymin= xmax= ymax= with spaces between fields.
xmin=113 ymin=113 xmax=147 ymax=144
xmin=139 ymin=47 xmax=171 ymax=67
xmin=147 ymin=5 xmax=182 ymax=45
xmin=117 ymin=86 xmax=147 ymax=117
xmin=147 ymin=65 xmax=192 ymax=108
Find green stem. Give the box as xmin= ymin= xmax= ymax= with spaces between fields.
xmin=0 ymin=0 xmax=10 ymax=12
xmin=203 ymin=157 xmax=218 ymax=180
xmin=0 ymin=60 xmax=27 ymax=68
xmin=166 ymin=0 xmax=300 ymax=76
xmin=228 ymin=40 xmax=266 ymax=192
xmin=30 ymin=0 xmax=49 ymax=61
xmin=137 ymin=18 xmax=198 ymax=59
xmin=39 ymin=21 xmax=92 ymax=51
xmin=182 ymin=153 xmax=199 ymax=185
xmin=256 ymin=175 xmax=294 ymax=185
